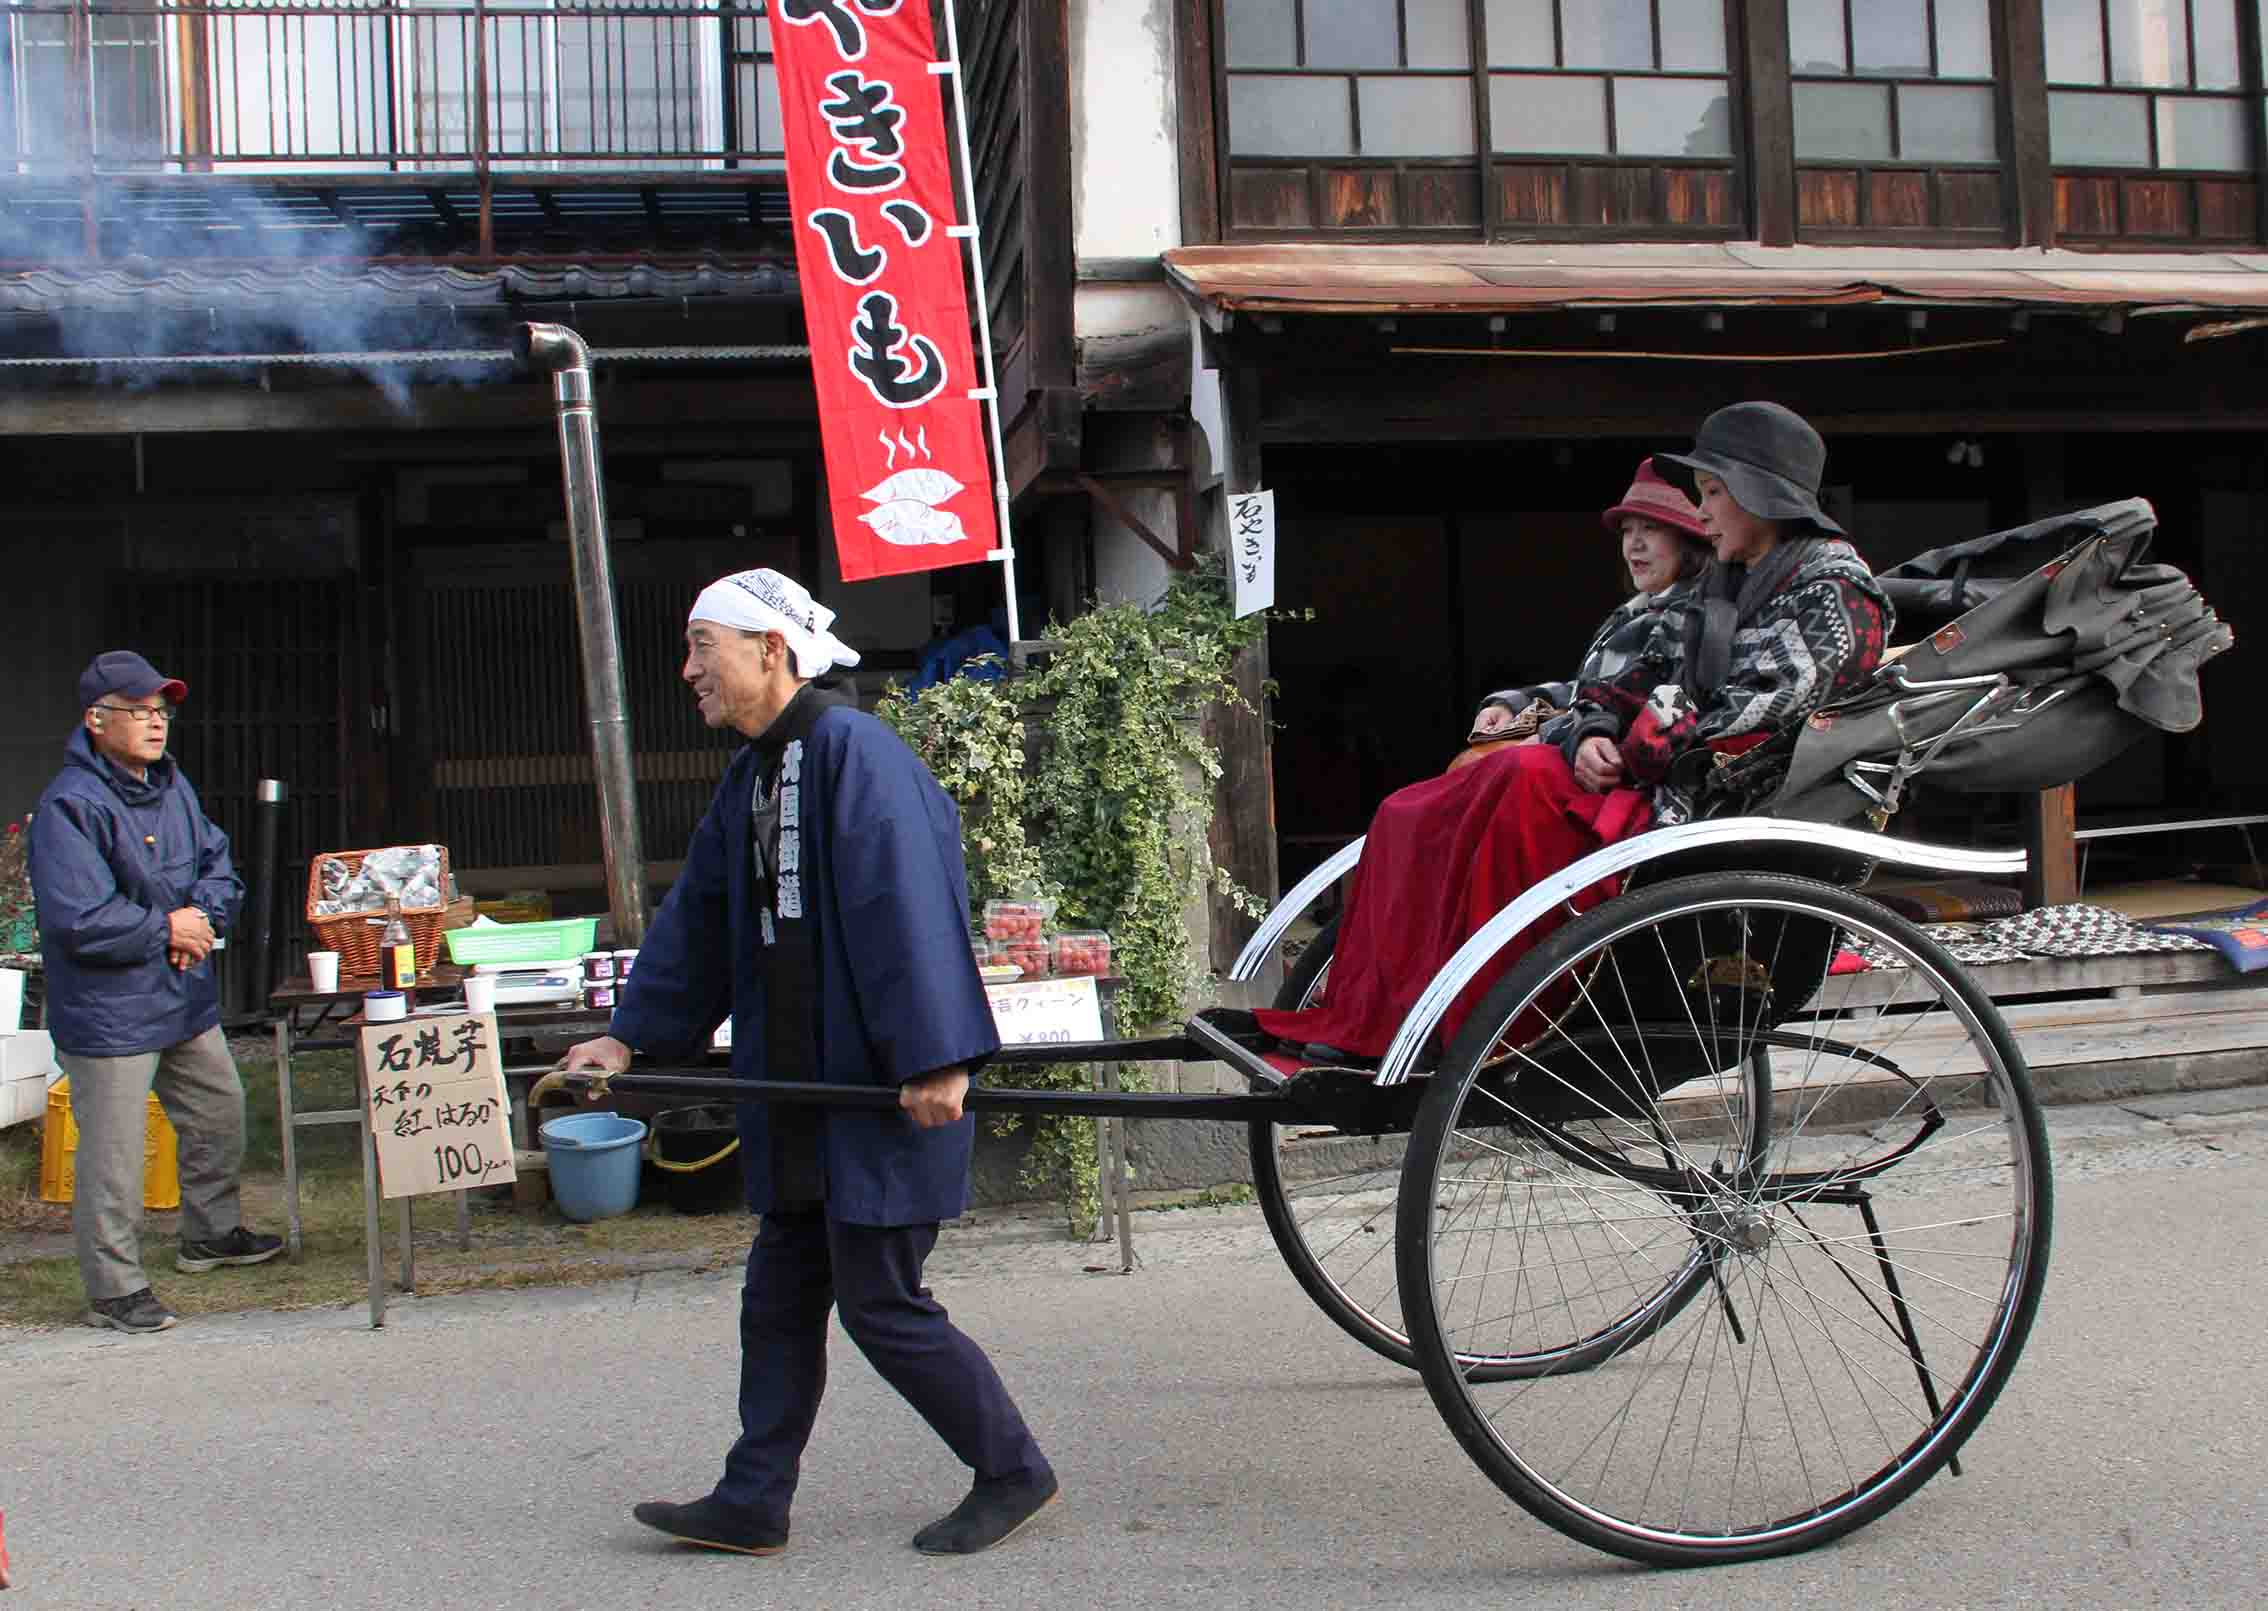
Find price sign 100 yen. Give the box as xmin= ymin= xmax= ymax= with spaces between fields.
xmin=357 ymin=1011 xmax=518 ymax=1199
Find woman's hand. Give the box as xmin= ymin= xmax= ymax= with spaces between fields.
xmin=1573 ymin=735 xmax=1626 ymax=793
xmin=1470 ymin=703 xmax=1516 ymax=738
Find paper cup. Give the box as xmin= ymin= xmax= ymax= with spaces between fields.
xmin=462 ymin=975 xmax=498 ymax=1014
xmin=307 ymin=951 xmax=341 ymax=993
xmin=363 ymin=990 xmax=407 ymax=1023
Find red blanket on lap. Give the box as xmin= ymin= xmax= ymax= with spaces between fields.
xmin=1255 ymin=744 xmax=1653 ymax=1060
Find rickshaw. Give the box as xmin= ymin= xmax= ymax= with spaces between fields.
xmin=576 ymin=497 xmax=2230 ymax=1567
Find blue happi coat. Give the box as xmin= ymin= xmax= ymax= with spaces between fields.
xmin=610 ymin=703 xmax=1000 ymax=1226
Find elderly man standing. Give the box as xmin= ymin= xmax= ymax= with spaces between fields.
xmin=563 ymin=568 xmax=1057 ymax=1559
xmin=30 ymin=651 xmax=282 ymax=1335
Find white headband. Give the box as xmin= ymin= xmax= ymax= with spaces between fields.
xmin=689 ymin=568 xmax=862 ymax=680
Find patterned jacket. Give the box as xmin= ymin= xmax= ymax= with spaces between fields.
xmin=1481 ymin=575 xmax=1705 ymax=729
xmin=1546 ymin=538 xmax=1893 ymax=823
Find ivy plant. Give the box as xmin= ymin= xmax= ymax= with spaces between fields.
xmin=877 ymin=565 xmax=1269 ymax=1234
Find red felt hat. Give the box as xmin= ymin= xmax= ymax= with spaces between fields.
xmin=1601 ymin=459 xmax=1709 ymax=542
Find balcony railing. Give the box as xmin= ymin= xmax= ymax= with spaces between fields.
xmin=3 ymin=0 xmax=785 ymax=175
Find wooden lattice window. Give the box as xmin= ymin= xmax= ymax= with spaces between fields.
xmin=1214 ymin=0 xmax=1742 ymax=238
xmin=1788 ymin=0 xmax=2007 ymax=236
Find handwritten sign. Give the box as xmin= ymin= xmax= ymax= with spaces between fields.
xmin=357 ymin=1012 xmax=516 ymax=1200
xmin=1227 ymin=488 xmax=1275 ymax=619
xmin=984 ymin=975 xmax=1106 ymax=1046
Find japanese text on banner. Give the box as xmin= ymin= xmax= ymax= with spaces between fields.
xmin=358 ymin=1012 xmax=516 ymax=1200
xmin=772 ymin=0 xmax=999 ymax=582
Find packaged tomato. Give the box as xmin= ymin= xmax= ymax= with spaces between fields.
xmin=982 ymin=898 xmax=1055 ymax=942
xmin=1052 ymin=931 xmax=1112 ymax=977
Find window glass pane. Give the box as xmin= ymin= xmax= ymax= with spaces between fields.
xmin=1614 ymin=75 xmax=1734 ymax=156
xmin=1485 ymin=0 xmax=1556 ymax=66
xmin=2107 ymin=0 xmax=2189 ymax=88
xmin=1898 ymin=83 xmax=1998 ymax=160
xmin=1788 ymin=3 xmax=1847 ymax=75
xmin=2047 ymin=89 xmax=2152 ymax=163
xmin=2044 ymin=0 xmax=2106 ymax=83
xmin=1658 ymin=0 xmax=1729 ymax=72
xmin=1793 ymin=80 xmax=1894 ymax=159
xmin=1852 ymin=0 xmax=1930 ymax=76
xmin=1934 ymin=0 xmax=1994 ymax=78
xmin=1303 ymin=0 xmax=1399 ymax=69
xmin=1228 ymin=74 xmax=1354 ymax=156
xmin=2157 ymin=94 xmax=2249 ymax=167
xmin=1561 ymin=0 xmax=1654 ymax=71
xmin=1223 ymin=0 xmax=1298 ymax=69
xmin=2191 ymin=0 xmax=2242 ymax=89
xmin=1358 ymin=74 xmax=1477 ymax=155
xmin=1405 ymin=0 xmax=1473 ymax=69
xmin=1489 ymin=72 xmax=1610 ymax=153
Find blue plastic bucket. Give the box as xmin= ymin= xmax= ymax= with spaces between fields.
xmin=538 ymin=1112 xmax=648 ymax=1223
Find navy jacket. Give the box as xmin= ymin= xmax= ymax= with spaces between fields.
xmin=30 ymin=728 xmax=243 ymax=1057
xmin=610 ymin=705 xmax=1000 ymax=1226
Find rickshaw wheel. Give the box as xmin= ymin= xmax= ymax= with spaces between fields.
xmin=1398 ymin=872 xmax=2052 ymax=1565
xmin=1249 ymin=920 xmax=1423 ymax=1371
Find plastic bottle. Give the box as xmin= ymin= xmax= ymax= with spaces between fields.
xmin=378 ymin=896 xmax=418 ymax=998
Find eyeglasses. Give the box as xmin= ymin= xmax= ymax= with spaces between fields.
xmin=96 ymin=704 xmax=178 ymax=725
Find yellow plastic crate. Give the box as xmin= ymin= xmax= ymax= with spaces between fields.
xmin=38 ymin=1077 xmax=180 ymax=1211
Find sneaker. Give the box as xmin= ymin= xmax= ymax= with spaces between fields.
xmin=176 ymin=1226 xmax=285 ymax=1273
xmin=631 ymin=1496 xmax=787 ymax=1557
xmin=912 ymin=1469 xmax=1060 ymax=1556
xmin=85 ymin=1288 xmax=178 ymax=1334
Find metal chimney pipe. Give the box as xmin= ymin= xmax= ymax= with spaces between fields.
xmin=243 ymin=777 xmax=287 ymax=1017
xmin=514 ymin=321 xmax=649 ymax=944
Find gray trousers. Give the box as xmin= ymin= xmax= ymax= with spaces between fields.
xmin=59 ymin=1026 xmax=246 ymax=1300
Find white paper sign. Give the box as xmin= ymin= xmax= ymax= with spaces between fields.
xmin=1227 ymin=488 xmax=1275 ymax=619
xmin=358 ymin=1011 xmax=516 ymax=1200
xmin=985 ymin=975 xmax=1106 ymax=1046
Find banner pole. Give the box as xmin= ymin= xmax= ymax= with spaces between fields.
xmin=936 ymin=0 xmax=1023 ymax=646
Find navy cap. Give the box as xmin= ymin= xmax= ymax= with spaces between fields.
xmin=78 ymin=650 xmax=188 ymax=710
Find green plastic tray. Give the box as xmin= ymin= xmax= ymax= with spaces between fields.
xmin=442 ymin=917 xmax=600 ymax=967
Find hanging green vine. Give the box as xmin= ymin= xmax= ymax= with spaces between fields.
xmin=877 ymin=565 xmax=1269 ymax=1234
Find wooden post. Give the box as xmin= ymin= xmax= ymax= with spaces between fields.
xmin=2022 ymin=784 xmax=2078 ymax=909
xmin=1999 ymin=0 xmax=2056 ymax=247
xmin=1737 ymin=0 xmax=1796 ymax=246
xmin=1207 ymin=363 xmax=1278 ymax=973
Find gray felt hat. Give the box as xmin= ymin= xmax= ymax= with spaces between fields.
xmin=1656 ymin=401 xmax=1844 ymax=536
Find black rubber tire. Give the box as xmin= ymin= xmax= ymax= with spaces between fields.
xmin=1246 ymin=922 xmax=1424 ymax=1370
xmin=1397 ymin=872 xmax=2053 ymax=1567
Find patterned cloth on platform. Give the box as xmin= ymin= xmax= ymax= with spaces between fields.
xmin=1844 ymin=903 xmax=2213 ymax=970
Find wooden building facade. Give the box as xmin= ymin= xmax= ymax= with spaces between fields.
xmin=1026 ymin=1 xmax=2268 ymax=958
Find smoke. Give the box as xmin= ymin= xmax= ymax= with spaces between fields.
xmin=0 ymin=194 xmax=509 ymax=413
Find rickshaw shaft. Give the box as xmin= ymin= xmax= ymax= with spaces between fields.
xmin=574 ymin=1069 xmax=1288 ymax=1122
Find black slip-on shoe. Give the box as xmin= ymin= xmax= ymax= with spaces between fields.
xmin=632 ymin=1497 xmax=787 ymax=1556
xmin=912 ymin=1470 xmax=1061 ymax=1556
xmin=86 ymin=1288 xmax=178 ymax=1334
xmin=177 ymin=1226 xmax=284 ymax=1273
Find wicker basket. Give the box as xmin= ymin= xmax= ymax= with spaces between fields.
xmin=305 ymin=846 xmax=452 ymax=982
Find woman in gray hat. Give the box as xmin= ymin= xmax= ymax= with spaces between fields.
xmin=1258 ymin=402 xmax=1891 ymax=1061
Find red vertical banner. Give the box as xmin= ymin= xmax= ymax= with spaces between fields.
xmin=771 ymin=0 xmax=1000 ymax=583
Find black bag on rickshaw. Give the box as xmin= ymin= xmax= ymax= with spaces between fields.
xmin=1695 ymin=498 xmax=2235 ymax=829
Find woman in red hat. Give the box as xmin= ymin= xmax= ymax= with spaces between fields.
xmin=1459 ymin=459 xmax=1714 ymax=760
